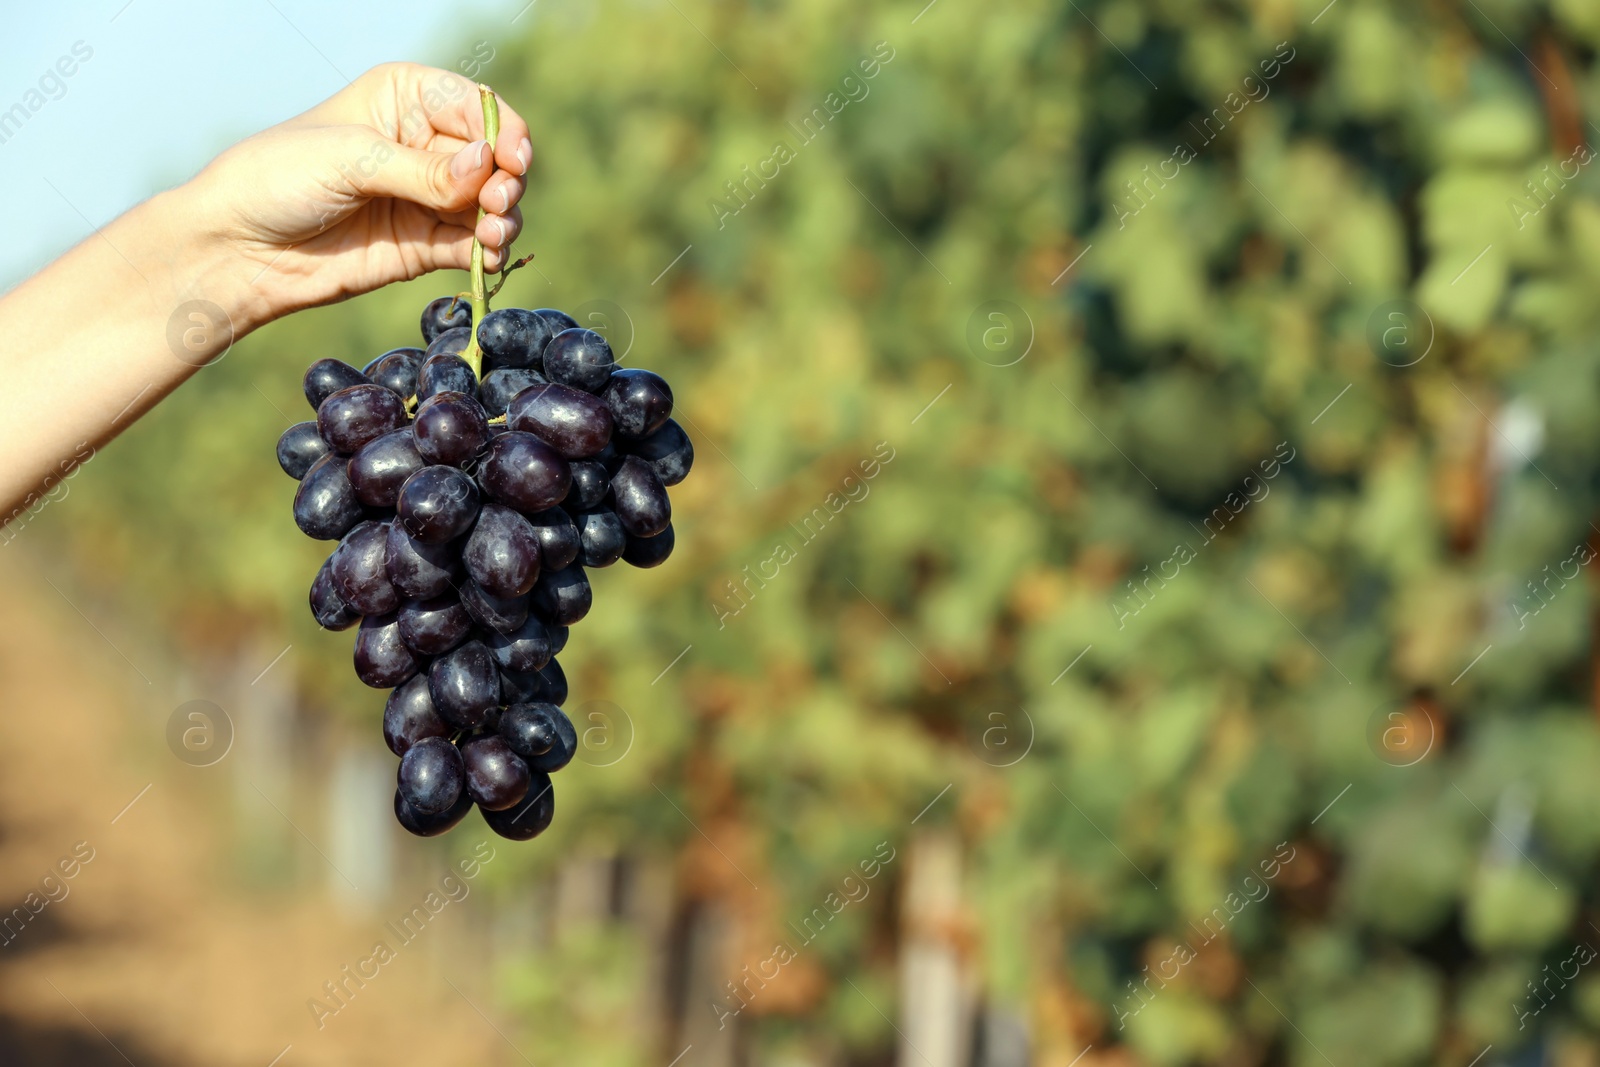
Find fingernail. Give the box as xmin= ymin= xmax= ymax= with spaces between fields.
xmin=492 ymin=217 xmax=510 ymax=245
xmin=451 ymin=140 xmax=490 ymax=179
xmin=498 ymin=185 xmax=510 ymax=213
xmin=515 ymin=138 xmax=531 ymax=174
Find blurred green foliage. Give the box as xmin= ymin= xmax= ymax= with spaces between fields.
xmin=34 ymin=0 xmax=1600 ymax=1062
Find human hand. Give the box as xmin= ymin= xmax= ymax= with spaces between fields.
xmin=182 ymin=62 xmax=531 ymax=331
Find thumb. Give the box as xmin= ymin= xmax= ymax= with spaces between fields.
xmin=358 ymin=136 xmax=493 ymax=214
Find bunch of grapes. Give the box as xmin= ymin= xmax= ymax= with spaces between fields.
xmin=276 ymin=296 xmax=691 ymax=841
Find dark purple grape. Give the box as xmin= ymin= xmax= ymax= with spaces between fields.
xmin=317 ymin=384 xmax=406 ymax=454
xmin=507 ymin=383 xmax=613 ymax=458
xmin=477 ymin=432 xmax=572 ymax=514
xmin=565 ymin=460 xmax=610 ymax=510
xmin=294 ymin=453 xmax=363 ymax=540
xmin=277 ymin=421 xmax=330 ymax=479
xmin=397 ymin=465 xmax=480 ymax=544
xmin=425 ymin=325 xmax=473 ymax=361
xmin=460 ymin=579 xmax=530 ymax=634
xmin=525 ymin=507 xmax=581 ymax=571
xmin=485 ymin=615 xmax=551 ymax=673
xmin=623 ymin=523 xmax=675 ymax=568
xmin=385 ymin=522 xmax=461 ymax=599
xmin=609 ymin=456 xmax=672 ymax=537
xmin=303 ymin=359 xmax=370 ymax=411
xmin=421 ymin=296 xmax=472 ymax=343
xmin=499 ymin=668 xmax=545 ymax=705
xmin=517 ymin=701 xmax=574 ymax=770
xmin=478 ymin=368 xmax=546 ymax=417
xmin=329 ymin=520 xmax=399 ymax=615
xmin=478 ymin=308 xmax=558 ymax=371
xmin=627 ymin=419 xmax=693 ymax=486
xmin=499 ymin=702 xmax=563 ymax=759
xmin=460 ymin=734 xmax=532 ymax=811
xmin=413 ymin=391 xmax=490 ymax=467
xmin=368 ymin=347 xmax=425 ymax=399
xmin=397 ymin=595 xmax=473 ymax=656
xmin=537 ymin=309 xmax=578 ymax=333
xmin=428 ymin=640 xmax=499 ymax=728
xmin=548 ymin=624 xmax=568 ymax=655
xmin=600 ymin=369 xmax=673 ymax=438
xmin=464 ymin=504 xmax=543 ymax=598
xmin=542 ymin=328 xmax=616 ymax=393
xmin=354 ymin=612 xmax=421 ymax=688
xmin=310 ymin=557 xmax=360 ymax=630
xmin=575 ymin=508 xmax=626 ymax=568
xmin=536 ymin=658 xmax=569 ymax=706
xmin=349 ymin=429 xmax=425 ymax=508
xmin=417 ymin=353 xmax=478 ymax=401
xmin=398 ymin=736 xmax=464 ymax=815
xmin=383 ymin=675 xmax=450 ymax=756
xmin=532 ymin=566 xmax=591 ymax=626
xmin=481 ymin=772 xmax=554 ymax=840
xmin=394 ymin=787 xmax=472 ymax=837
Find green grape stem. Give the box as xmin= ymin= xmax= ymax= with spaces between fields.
xmin=461 ymin=84 xmax=501 ymax=381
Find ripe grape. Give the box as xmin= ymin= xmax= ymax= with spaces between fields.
xmin=348 ymin=429 xmax=425 ymax=508
xmin=397 ymin=595 xmax=473 ymax=656
xmin=310 ymin=557 xmax=360 ymax=630
xmin=626 ymin=418 xmax=693 ymax=486
xmin=507 ymin=383 xmax=614 ymax=458
xmin=304 ymin=359 xmax=370 ymax=410
xmin=525 ymin=507 xmax=581 ymax=571
xmin=535 ymin=658 xmax=569 ymax=706
xmin=395 ymin=788 xmax=473 ymax=837
xmin=464 ymin=504 xmax=542 ymax=598
xmin=418 ymin=352 xmax=478 ymax=401
xmin=421 ymin=296 xmax=472 ymax=343
xmin=565 ymin=460 xmax=611 ymax=510
xmin=478 ymin=308 xmax=557 ymax=371
xmin=542 ymin=328 xmax=616 ymax=393
xmin=277 ymin=421 xmax=331 ymax=479
xmin=575 ymin=508 xmax=626 ymax=568
xmin=425 ymin=325 xmax=472 ymax=361
xmin=609 ymin=456 xmax=672 ymax=537
xmin=485 ymin=615 xmax=552 ymax=673
xmin=622 ymin=523 xmax=675 ymax=568
xmin=479 ymin=367 xmax=546 ymax=417
xmin=428 ymin=640 xmax=499 ymax=728
xmin=413 ymin=391 xmax=490 ymax=467
xmin=368 ymin=348 xmax=425 ymax=399
xmin=397 ymin=465 xmax=481 ymax=544
xmin=478 ymin=432 xmax=571 ymax=514
xmin=318 ymin=384 xmax=407 ymax=453
xmin=353 ymin=612 xmax=421 ymax=688
xmin=461 ymin=735 xmax=532 ymax=810
xmin=500 ymin=702 xmax=561 ymax=758
xmin=460 ymin=578 xmax=530 ymax=634
xmin=383 ymin=675 xmax=450 ymax=756
xmin=385 ymin=522 xmax=461 ymax=599
xmin=536 ymin=309 xmax=579 ymax=332
xmin=398 ymin=736 xmax=464 ymax=815
xmin=329 ymin=520 xmax=400 ymax=615
xmin=480 ymin=773 xmax=555 ymax=840
xmin=601 ymin=369 xmax=673 ymax=438
xmin=531 ymin=566 xmax=592 ymax=626
xmin=294 ymin=453 xmax=363 ymax=540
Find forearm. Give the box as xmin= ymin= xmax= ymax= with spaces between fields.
xmin=0 ymin=182 xmax=267 ymax=516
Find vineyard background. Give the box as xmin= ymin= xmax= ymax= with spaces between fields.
xmin=6 ymin=0 xmax=1600 ymax=1065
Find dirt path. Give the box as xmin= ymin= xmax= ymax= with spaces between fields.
xmin=0 ymin=549 xmax=514 ymax=1067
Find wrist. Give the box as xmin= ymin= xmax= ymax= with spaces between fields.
xmin=121 ymin=181 xmax=274 ymax=361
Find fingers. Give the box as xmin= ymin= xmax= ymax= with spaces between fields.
xmin=354 ymin=137 xmax=493 ymax=214
xmin=476 ymin=206 xmax=523 ymax=268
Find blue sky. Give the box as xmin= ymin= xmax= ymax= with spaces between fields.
xmin=0 ymin=0 xmax=524 ymax=289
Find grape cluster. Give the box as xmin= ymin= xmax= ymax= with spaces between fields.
xmin=277 ymin=297 xmax=692 ymax=841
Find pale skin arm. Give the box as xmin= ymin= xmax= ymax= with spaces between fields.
xmin=0 ymin=62 xmax=532 ymax=517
